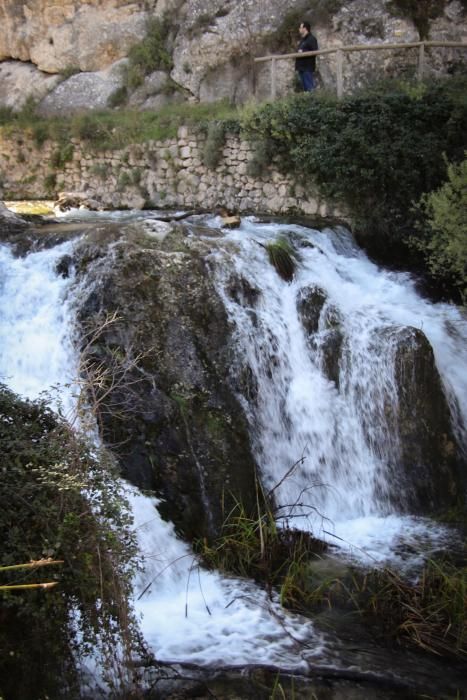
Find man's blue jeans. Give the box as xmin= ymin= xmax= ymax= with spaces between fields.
xmin=298 ymin=70 xmax=315 ymax=92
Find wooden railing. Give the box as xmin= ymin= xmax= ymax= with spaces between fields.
xmin=254 ymin=41 xmax=467 ymax=99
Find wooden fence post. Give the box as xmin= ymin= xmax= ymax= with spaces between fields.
xmin=336 ymin=49 xmax=344 ymax=99
xmin=271 ymin=58 xmax=277 ymax=100
xmin=418 ymin=42 xmax=425 ymax=81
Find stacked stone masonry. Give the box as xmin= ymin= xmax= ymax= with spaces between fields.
xmin=0 ymin=126 xmax=341 ymax=218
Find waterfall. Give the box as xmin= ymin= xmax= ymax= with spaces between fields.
xmin=211 ymin=218 xmax=466 ymax=562
xmin=0 ymin=236 xmax=325 ymax=670
xmin=1 ymin=210 xmax=465 ymax=676
xmin=0 ymin=242 xmax=78 ymax=416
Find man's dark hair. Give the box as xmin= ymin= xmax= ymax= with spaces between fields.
xmin=301 ymin=21 xmax=311 ymax=32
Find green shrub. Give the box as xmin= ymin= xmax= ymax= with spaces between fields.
xmin=241 ymin=79 xmax=467 ymax=270
xmin=0 ymin=100 xmax=239 ymax=152
xmin=414 ymin=155 xmax=467 ymax=303
xmin=247 ymin=138 xmax=274 ymax=177
xmin=71 ymin=112 xmax=109 ymax=144
xmin=32 ymin=122 xmax=49 ymax=147
xmin=61 ymin=65 xmax=81 ymax=80
xmin=90 ymin=162 xmax=111 ymax=179
xmin=44 ymin=172 xmax=57 ymax=193
xmin=352 ymin=561 xmax=467 ymax=659
xmin=196 ymin=483 xmax=326 ymax=611
xmin=124 ymin=17 xmax=172 ymax=89
xmin=0 ymin=385 xmax=138 ymax=699
xmin=264 ymin=237 xmax=298 ymax=281
xmin=0 ymin=106 xmax=13 ymax=125
xmin=202 ymin=121 xmax=227 ymax=169
xmin=50 ymin=143 xmax=74 ymax=168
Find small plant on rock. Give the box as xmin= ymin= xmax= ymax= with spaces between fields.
xmin=264 ymin=237 xmax=298 ymax=282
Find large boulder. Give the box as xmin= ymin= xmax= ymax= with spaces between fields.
xmin=0 ymin=201 xmax=29 ymax=236
xmin=297 ymin=285 xmax=344 ymax=387
xmin=385 ymin=325 xmax=464 ymax=513
xmin=37 ymin=59 xmax=127 ymax=116
xmin=73 ymin=221 xmax=259 ymax=540
xmin=0 ymin=60 xmax=61 ymax=112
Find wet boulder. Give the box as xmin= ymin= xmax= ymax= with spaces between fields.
xmin=73 ymin=222 xmax=258 ymax=541
xmin=297 ymin=285 xmax=327 ymax=335
xmin=297 ymin=285 xmax=344 ymax=387
xmin=390 ymin=326 xmax=464 ymax=513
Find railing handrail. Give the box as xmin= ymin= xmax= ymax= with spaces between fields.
xmin=254 ymin=40 xmax=467 ymax=63
xmin=254 ymin=40 xmax=467 ymax=99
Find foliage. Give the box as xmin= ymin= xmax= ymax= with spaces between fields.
xmin=196 ymin=481 xmax=326 ymax=611
xmin=414 ymin=155 xmax=467 ymax=303
xmin=61 ymin=65 xmax=81 ymax=80
xmin=0 ymin=100 xmax=240 ymax=151
xmin=241 ymin=78 xmax=467 ymax=275
xmin=352 ymin=561 xmax=467 ymax=659
xmin=123 ymin=17 xmax=173 ymax=89
xmin=44 ymin=172 xmax=57 ymax=192
xmin=50 ymin=142 xmax=74 ymax=168
xmin=0 ymin=385 xmax=139 ymax=699
xmin=201 ymin=121 xmax=227 ymax=169
xmin=108 ymin=85 xmax=129 ymax=108
xmin=198 ymin=481 xmax=467 ymax=660
xmin=264 ymin=237 xmax=298 ymax=281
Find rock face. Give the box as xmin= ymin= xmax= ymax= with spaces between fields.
xmin=297 ymin=286 xmax=464 ymax=514
xmin=0 ymin=61 xmax=61 ymax=111
xmin=297 ymin=285 xmax=344 ymax=388
xmin=0 ymin=0 xmax=466 ymax=109
xmin=73 ymin=221 xmax=259 ymax=540
xmin=0 ymin=200 xmax=29 ymax=235
xmin=37 ymin=59 xmax=127 ymax=116
xmin=0 ymin=0 xmax=148 ymax=73
xmin=391 ymin=326 xmax=464 ymax=513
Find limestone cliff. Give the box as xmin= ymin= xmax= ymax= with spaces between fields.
xmin=0 ymin=0 xmax=466 ymax=112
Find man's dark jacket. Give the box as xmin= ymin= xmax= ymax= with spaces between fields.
xmin=295 ymin=32 xmax=318 ymax=71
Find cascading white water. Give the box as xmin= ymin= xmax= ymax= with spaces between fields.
xmin=0 ymin=242 xmax=78 ymax=417
xmin=211 ymin=218 xmax=467 ymax=564
xmin=129 ymin=488 xmax=323 ymax=667
xmin=2 ymin=209 xmax=465 ymax=678
xmin=0 ymin=234 xmax=325 ymax=670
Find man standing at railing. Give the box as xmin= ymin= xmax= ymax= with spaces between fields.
xmin=295 ymin=21 xmax=318 ymax=92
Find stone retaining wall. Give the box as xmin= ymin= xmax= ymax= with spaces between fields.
xmin=0 ymin=126 xmax=342 ymax=218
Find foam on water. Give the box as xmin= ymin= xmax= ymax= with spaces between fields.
xmin=0 ymin=242 xmax=78 ymax=417
xmin=209 ymin=217 xmax=466 ymax=566
xmin=1 ymin=213 xmax=465 ymax=669
xmin=130 ymin=489 xmax=323 ymax=666
xmin=0 ymin=236 xmax=324 ymax=668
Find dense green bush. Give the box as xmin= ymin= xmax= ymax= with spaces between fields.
xmin=0 ymin=385 xmax=138 ymax=699
xmin=241 ymin=79 xmax=467 ymax=275
xmin=124 ymin=17 xmax=173 ymax=89
xmin=202 ymin=121 xmax=227 ymax=169
xmin=414 ymin=155 xmax=467 ymax=303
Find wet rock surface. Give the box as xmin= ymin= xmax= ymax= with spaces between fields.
xmin=391 ymin=325 xmax=465 ymax=513
xmin=73 ymin=220 xmax=259 ymax=540
xmin=297 ymin=285 xmax=344 ymax=387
